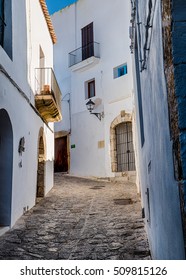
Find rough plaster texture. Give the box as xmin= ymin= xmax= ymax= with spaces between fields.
xmin=0 ymin=0 xmax=55 ymax=227
xmin=162 ymin=0 xmax=186 ymax=246
xmin=132 ymin=0 xmax=185 ymax=259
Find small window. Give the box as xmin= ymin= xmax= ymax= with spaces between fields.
xmin=85 ymin=79 xmax=95 ymax=99
xmin=113 ymin=64 xmax=127 ymax=79
xmin=0 ymin=0 xmax=5 ymax=46
xmin=88 ymin=80 xmax=95 ymax=98
xmin=0 ymin=0 xmax=12 ymax=59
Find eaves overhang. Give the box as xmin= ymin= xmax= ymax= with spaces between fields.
xmin=39 ymin=0 xmax=57 ymax=44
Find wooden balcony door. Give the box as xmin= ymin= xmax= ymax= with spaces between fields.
xmin=81 ymin=22 xmax=94 ymax=60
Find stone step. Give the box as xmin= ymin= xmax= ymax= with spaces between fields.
xmin=111 ymin=172 xmax=136 ymax=183
xmin=0 ymin=227 xmax=10 ymax=237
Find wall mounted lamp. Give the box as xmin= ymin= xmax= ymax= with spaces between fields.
xmin=86 ymin=99 xmax=104 ymax=121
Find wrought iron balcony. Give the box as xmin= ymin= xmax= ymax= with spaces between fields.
xmin=69 ymin=42 xmax=100 ymax=68
xmin=35 ymin=68 xmax=62 ymax=122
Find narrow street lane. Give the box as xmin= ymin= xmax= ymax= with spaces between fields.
xmin=0 ymin=174 xmax=150 ymax=260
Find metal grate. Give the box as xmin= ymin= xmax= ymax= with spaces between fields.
xmin=90 ymin=186 xmax=105 ymax=190
xmin=113 ymin=198 xmax=133 ymax=205
xmin=35 ymin=67 xmax=62 ymax=113
xmin=116 ymin=122 xmax=135 ymax=172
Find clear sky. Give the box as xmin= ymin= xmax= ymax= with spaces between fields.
xmin=45 ymin=0 xmax=77 ymax=14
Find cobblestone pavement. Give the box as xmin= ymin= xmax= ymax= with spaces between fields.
xmin=0 ymin=174 xmax=150 ymax=260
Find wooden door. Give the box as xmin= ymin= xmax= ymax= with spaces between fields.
xmin=54 ymin=136 xmax=68 ymax=173
xmin=81 ymin=22 xmax=94 ymax=60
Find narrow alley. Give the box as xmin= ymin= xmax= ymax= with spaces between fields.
xmin=0 ymin=174 xmax=150 ymax=260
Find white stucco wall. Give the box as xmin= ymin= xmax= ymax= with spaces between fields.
xmin=26 ymin=0 xmax=55 ymax=194
xmin=52 ymin=0 xmax=135 ymax=177
xmin=0 ymin=0 xmax=55 ymax=227
xmin=132 ymin=1 xmax=185 ymax=259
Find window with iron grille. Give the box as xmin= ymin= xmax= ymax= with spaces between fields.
xmin=0 ymin=0 xmax=12 ymax=59
xmin=115 ymin=122 xmax=135 ymax=172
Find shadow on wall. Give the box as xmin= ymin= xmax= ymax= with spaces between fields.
xmin=36 ymin=127 xmax=46 ymax=199
xmin=0 ymin=109 xmax=13 ymax=226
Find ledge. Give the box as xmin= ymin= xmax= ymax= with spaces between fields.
xmin=69 ymin=56 xmax=100 ymax=72
xmin=35 ymin=94 xmax=62 ymax=122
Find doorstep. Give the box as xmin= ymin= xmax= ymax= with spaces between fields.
xmin=0 ymin=227 xmax=10 ymax=237
xmin=111 ymin=171 xmax=136 ymax=183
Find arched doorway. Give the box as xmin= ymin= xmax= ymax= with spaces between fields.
xmin=0 ymin=109 xmax=13 ymax=226
xmin=110 ymin=113 xmax=135 ymax=173
xmin=36 ymin=129 xmax=46 ymax=198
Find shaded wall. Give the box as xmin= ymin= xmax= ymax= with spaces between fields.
xmin=132 ymin=0 xmax=185 ymax=259
xmin=0 ymin=109 xmax=13 ymax=226
xmin=162 ymin=0 xmax=186 ymax=248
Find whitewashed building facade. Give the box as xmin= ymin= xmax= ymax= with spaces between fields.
xmin=0 ymin=0 xmax=62 ymax=232
xmin=52 ymin=0 xmax=136 ymax=179
xmin=130 ymin=0 xmax=186 ymax=259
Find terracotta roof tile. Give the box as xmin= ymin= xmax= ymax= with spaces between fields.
xmin=39 ymin=0 xmax=57 ymax=44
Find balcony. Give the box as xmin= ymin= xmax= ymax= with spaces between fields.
xmin=35 ymin=68 xmax=62 ymax=122
xmin=69 ymin=42 xmax=100 ymax=71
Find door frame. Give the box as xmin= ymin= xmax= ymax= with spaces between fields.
xmin=110 ymin=112 xmax=135 ymax=173
xmin=54 ymin=131 xmax=70 ymax=173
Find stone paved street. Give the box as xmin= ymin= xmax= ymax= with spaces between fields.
xmin=0 ymin=174 xmax=150 ymax=260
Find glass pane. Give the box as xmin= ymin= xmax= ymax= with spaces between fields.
xmin=118 ymin=65 xmax=127 ymax=77
xmin=88 ymin=81 xmax=95 ymax=98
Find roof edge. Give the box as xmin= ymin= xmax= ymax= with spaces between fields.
xmin=39 ymin=0 xmax=57 ymax=44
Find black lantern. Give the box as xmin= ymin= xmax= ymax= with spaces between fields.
xmin=85 ymin=99 xmax=104 ymax=121
xmin=86 ymin=99 xmax=95 ymax=113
